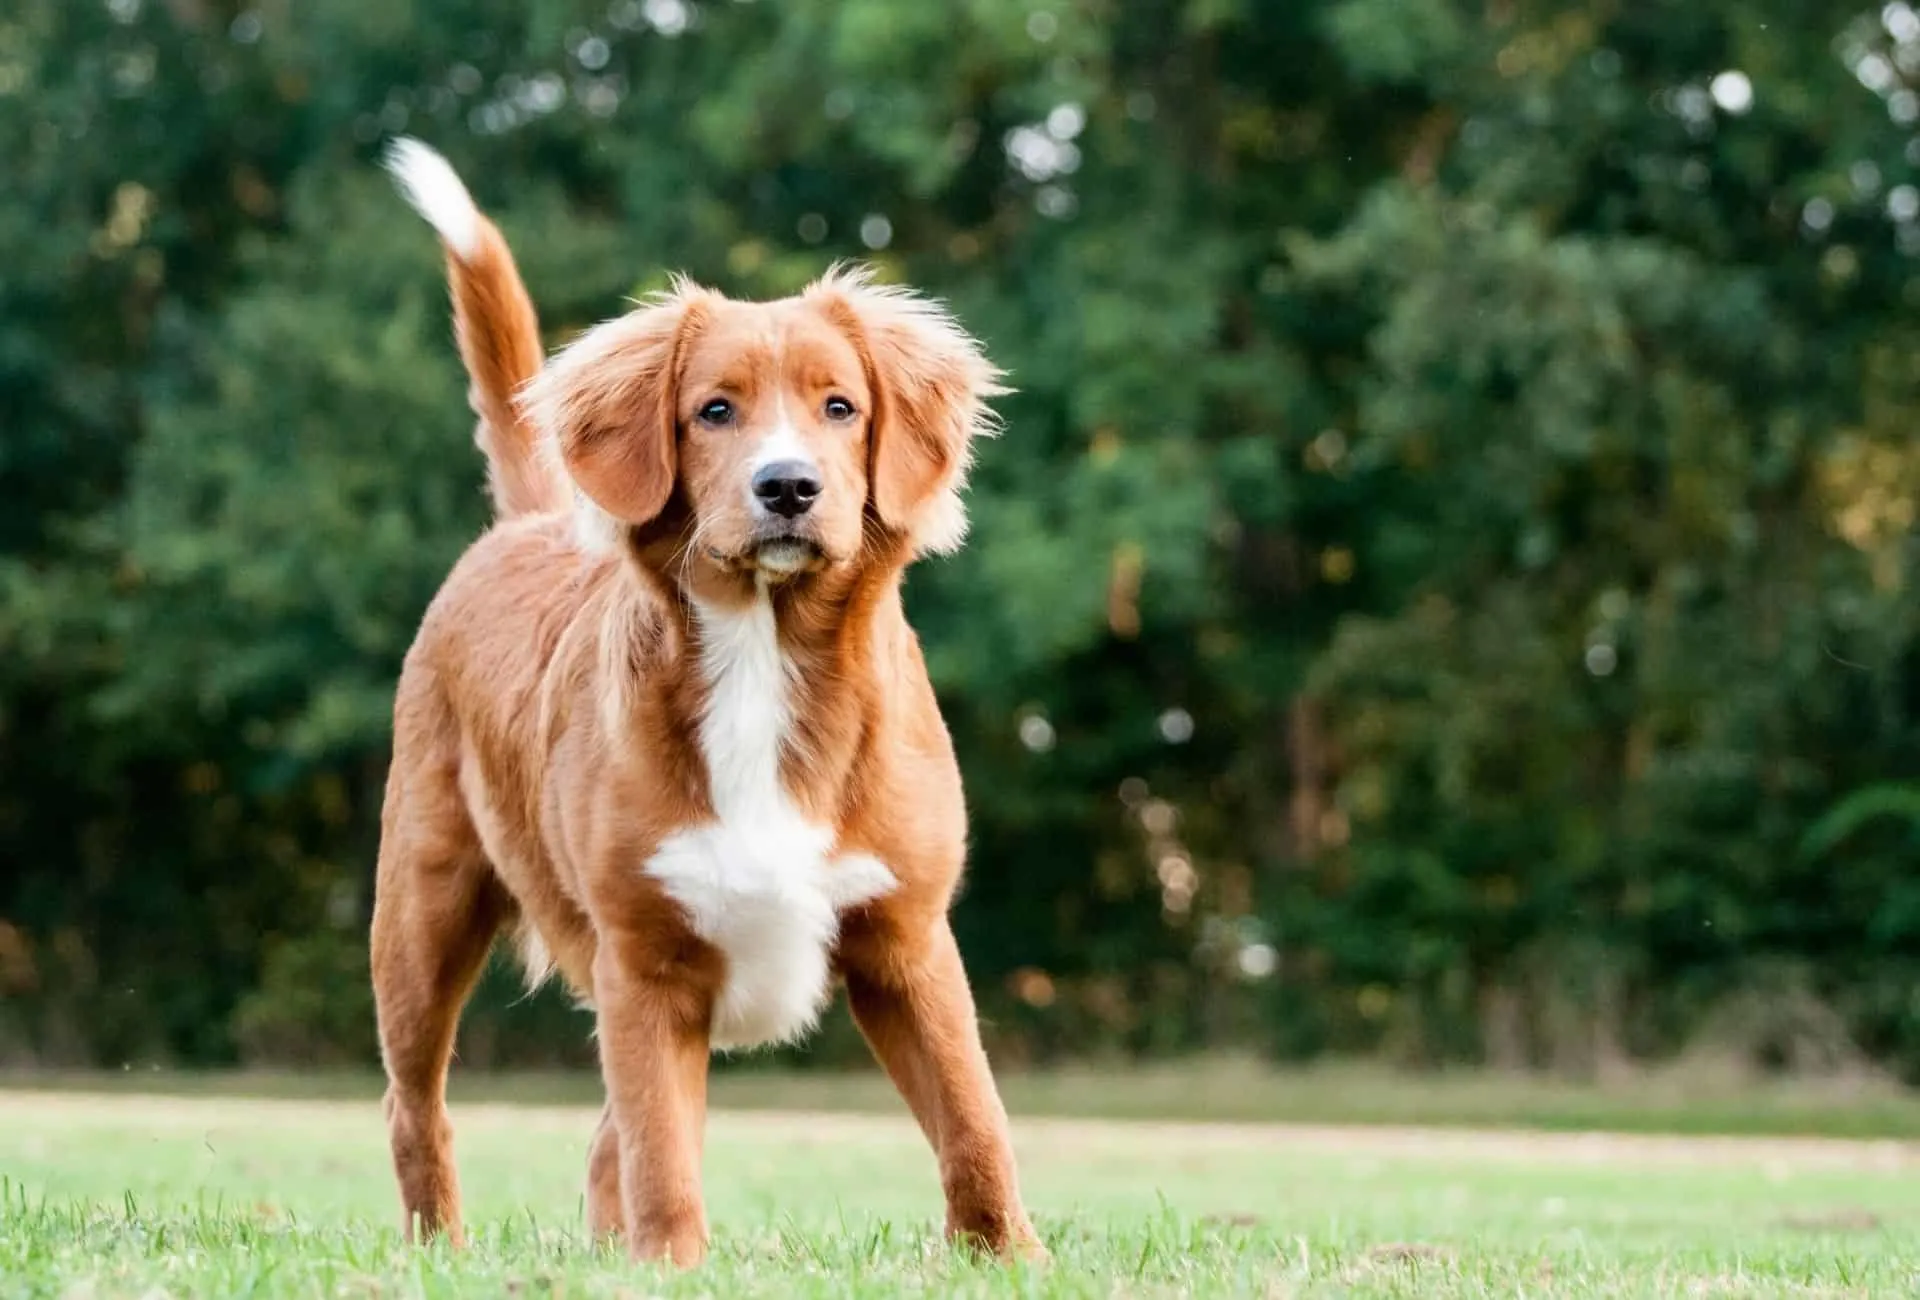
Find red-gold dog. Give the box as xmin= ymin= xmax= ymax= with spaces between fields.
xmin=369 ymin=138 xmax=1041 ymax=1267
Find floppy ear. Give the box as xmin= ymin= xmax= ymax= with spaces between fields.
xmin=810 ymin=265 xmax=1006 ymax=555
xmin=518 ymin=283 xmax=710 ymax=527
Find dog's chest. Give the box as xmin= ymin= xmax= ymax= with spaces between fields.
xmin=642 ymin=595 xmax=895 ymax=1051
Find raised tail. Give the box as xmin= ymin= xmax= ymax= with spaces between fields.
xmin=383 ymin=137 xmax=570 ymax=520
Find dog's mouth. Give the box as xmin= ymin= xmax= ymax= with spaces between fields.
xmin=750 ymin=537 xmax=824 ymax=577
xmin=705 ymin=535 xmax=828 ymax=580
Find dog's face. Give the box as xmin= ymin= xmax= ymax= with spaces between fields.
xmin=671 ymin=301 xmax=873 ymax=578
xmin=522 ymin=267 xmax=1003 ymax=587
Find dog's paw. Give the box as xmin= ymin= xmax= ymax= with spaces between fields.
xmin=946 ymin=1212 xmax=1049 ymax=1266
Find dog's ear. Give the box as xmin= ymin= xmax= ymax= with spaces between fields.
xmin=519 ymin=282 xmax=711 ymax=527
xmin=810 ymin=266 xmax=1006 ymax=555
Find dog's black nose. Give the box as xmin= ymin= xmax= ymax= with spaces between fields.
xmin=751 ymin=460 xmax=822 ymax=519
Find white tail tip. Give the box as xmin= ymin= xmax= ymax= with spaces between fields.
xmin=383 ymin=135 xmax=482 ymax=261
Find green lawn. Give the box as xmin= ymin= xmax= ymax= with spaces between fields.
xmin=2 ymin=1088 xmax=1917 ymax=1297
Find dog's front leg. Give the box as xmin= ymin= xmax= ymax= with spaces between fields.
xmin=592 ymin=934 xmax=711 ymax=1267
xmin=844 ymin=918 xmax=1044 ymax=1261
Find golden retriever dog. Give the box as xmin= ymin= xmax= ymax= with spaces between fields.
xmin=370 ymin=138 xmax=1042 ymax=1267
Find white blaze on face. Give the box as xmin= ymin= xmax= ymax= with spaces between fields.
xmin=746 ymin=391 xmax=820 ymax=576
xmin=750 ymin=413 xmax=812 ymax=479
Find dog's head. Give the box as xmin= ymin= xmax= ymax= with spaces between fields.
xmin=521 ymin=266 xmax=1002 ymax=587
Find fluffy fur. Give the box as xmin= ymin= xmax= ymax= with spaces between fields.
xmin=384 ymin=138 xmax=565 ymax=520
xmin=650 ymin=590 xmax=897 ymax=1051
xmin=368 ymin=138 xmax=1040 ymax=1268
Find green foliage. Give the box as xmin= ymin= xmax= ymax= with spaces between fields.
xmin=0 ymin=0 xmax=1915 ymax=1077
xmin=1801 ymin=783 xmax=1920 ymax=862
xmin=231 ymin=931 xmax=376 ymax=1067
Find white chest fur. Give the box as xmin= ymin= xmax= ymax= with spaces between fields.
xmin=643 ymin=591 xmax=896 ymax=1051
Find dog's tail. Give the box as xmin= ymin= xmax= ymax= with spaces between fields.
xmin=383 ymin=137 xmax=569 ymax=520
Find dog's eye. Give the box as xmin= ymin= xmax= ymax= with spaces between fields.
xmin=697 ymin=398 xmax=735 ymax=426
xmin=823 ymin=396 xmax=857 ymax=422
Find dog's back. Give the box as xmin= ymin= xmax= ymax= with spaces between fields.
xmin=390 ymin=511 xmax=639 ymax=996
xmin=379 ymin=139 xmax=645 ymax=997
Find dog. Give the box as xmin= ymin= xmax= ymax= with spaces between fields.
xmin=368 ymin=138 xmax=1043 ymax=1267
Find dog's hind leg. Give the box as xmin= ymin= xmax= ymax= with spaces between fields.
xmin=585 ymin=1100 xmax=624 ymax=1244
xmin=370 ymin=716 xmax=507 ymax=1247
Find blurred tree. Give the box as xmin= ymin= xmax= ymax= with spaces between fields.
xmin=0 ymin=0 xmax=1914 ymax=1078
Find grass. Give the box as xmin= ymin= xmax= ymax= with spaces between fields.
xmin=2 ymin=1086 xmax=1918 ymax=1297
